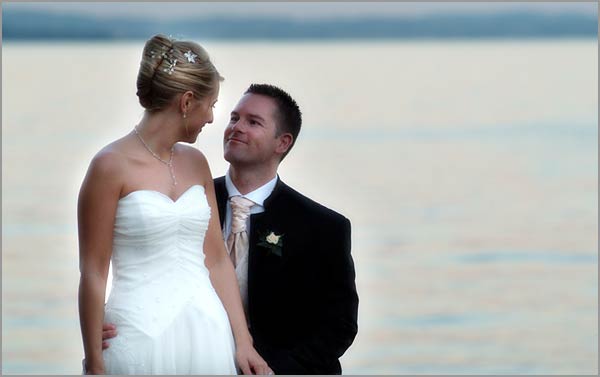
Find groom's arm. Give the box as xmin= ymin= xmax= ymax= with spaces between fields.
xmin=259 ymin=216 xmax=359 ymax=374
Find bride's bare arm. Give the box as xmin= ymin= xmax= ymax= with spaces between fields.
xmin=78 ymin=151 xmax=122 ymax=375
xmin=194 ymin=151 xmax=271 ymax=375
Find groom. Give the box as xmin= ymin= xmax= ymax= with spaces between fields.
xmin=104 ymin=84 xmax=359 ymax=374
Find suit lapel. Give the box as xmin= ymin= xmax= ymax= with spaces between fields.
xmin=263 ymin=176 xmax=286 ymax=210
xmin=246 ymin=177 xmax=288 ymax=323
xmin=213 ymin=176 xmax=228 ymax=229
xmin=248 ymin=176 xmax=286 ymax=257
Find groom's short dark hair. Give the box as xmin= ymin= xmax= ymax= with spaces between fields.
xmin=245 ymin=83 xmax=302 ymax=160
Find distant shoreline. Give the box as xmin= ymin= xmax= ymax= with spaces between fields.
xmin=3 ymin=10 xmax=597 ymax=41
xmin=2 ymin=36 xmax=598 ymax=44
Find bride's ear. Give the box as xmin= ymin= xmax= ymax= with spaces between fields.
xmin=179 ymin=91 xmax=195 ymax=114
xmin=276 ymin=133 xmax=293 ymax=155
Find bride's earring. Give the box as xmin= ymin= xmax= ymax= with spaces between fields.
xmin=183 ymin=112 xmax=189 ymax=137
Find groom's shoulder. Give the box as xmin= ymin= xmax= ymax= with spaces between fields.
xmin=213 ymin=176 xmax=226 ymax=190
xmin=280 ymin=182 xmax=349 ymax=227
xmin=214 ymin=176 xmax=225 ymax=186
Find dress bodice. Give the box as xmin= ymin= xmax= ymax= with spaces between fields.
xmin=106 ymin=185 xmax=215 ymax=335
xmin=101 ymin=184 xmax=237 ymax=374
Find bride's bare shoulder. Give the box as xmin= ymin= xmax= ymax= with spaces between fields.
xmin=175 ymin=144 xmax=213 ymax=182
xmin=176 ymin=144 xmax=209 ymax=165
xmin=86 ymin=136 xmax=136 ymax=178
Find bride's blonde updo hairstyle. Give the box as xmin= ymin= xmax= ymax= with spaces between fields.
xmin=136 ymin=34 xmax=223 ymax=112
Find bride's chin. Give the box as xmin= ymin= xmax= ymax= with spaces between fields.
xmin=181 ymin=131 xmax=201 ymax=144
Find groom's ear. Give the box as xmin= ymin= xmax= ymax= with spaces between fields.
xmin=275 ymin=133 xmax=293 ymax=156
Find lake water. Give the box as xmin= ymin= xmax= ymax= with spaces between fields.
xmin=2 ymin=39 xmax=597 ymax=374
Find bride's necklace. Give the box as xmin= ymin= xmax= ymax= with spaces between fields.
xmin=133 ymin=125 xmax=178 ymax=186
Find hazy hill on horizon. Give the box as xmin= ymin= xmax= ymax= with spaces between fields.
xmin=3 ymin=9 xmax=598 ymax=40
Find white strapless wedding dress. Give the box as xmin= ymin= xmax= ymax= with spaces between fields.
xmin=102 ymin=185 xmax=237 ymax=374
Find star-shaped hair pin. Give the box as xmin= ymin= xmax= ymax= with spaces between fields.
xmin=184 ymin=50 xmax=198 ymax=63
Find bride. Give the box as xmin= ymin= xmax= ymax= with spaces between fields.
xmin=78 ymin=34 xmax=271 ymax=375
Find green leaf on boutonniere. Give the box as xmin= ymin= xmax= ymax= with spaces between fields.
xmin=257 ymin=230 xmax=284 ymax=257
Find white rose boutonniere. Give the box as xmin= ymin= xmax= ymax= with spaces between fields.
xmin=258 ymin=230 xmax=284 ymax=257
xmin=266 ymin=232 xmax=280 ymax=244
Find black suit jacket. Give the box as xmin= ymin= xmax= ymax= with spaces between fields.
xmin=214 ymin=176 xmax=359 ymax=375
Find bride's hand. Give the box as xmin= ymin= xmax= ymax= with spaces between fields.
xmin=83 ymin=359 xmax=105 ymax=375
xmin=235 ymin=342 xmax=273 ymax=375
xmin=86 ymin=367 xmax=105 ymax=375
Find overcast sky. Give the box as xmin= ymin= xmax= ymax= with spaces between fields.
xmin=5 ymin=2 xmax=598 ymax=20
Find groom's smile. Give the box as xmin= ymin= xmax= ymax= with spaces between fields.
xmin=226 ymin=136 xmax=247 ymax=145
xmin=223 ymin=93 xmax=281 ymax=165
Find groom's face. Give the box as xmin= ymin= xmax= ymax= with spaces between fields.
xmin=223 ymin=93 xmax=281 ymax=166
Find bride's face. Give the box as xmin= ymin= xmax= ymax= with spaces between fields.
xmin=184 ymin=84 xmax=220 ymax=142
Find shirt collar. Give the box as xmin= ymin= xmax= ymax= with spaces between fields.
xmin=225 ymin=170 xmax=278 ymax=207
